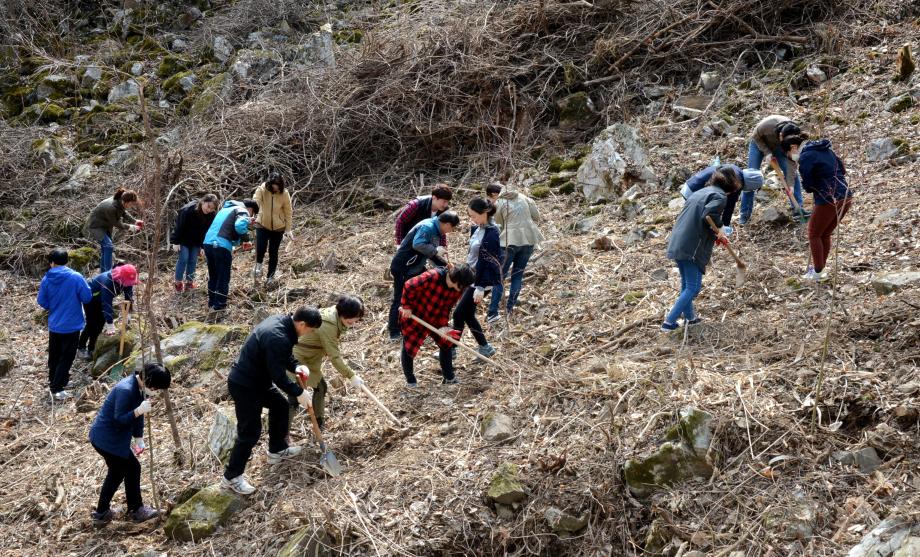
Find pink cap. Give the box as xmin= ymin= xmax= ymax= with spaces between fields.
xmin=111 ymin=264 xmax=139 ymax=286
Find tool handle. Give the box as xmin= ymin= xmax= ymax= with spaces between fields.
xmin=359 ymin=384 xmax=401 ymax=426
xmin=296 ymin=375 xmax=325 ymax=444
xmin=118 ymin=300 xmax=129 ymax=356
xmin=408 ymin=314 xmax=502 ymax=369
xmin=770 ymin=158 xmax=806 ymax=217
xmin=705 ymin=216 xmax=745 ymax=268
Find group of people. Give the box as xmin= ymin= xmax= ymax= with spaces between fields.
xmin=664 ymin=114 xmax=853 ymax=330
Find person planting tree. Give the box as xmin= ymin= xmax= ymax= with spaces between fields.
xmin=680 ymin=164 xmax=764 ymax=231
xmin=85 ymin=188 xmax=143 ymax=272
xmin=394 ymin=184 xmax=453 ymax=245
xmin=202 ymin=199 xmax=259 ymax=313
xmin=76 ymin=263 xmax=138 ymax=361
xmin=740 ymin=116 xmax=808 ymax=224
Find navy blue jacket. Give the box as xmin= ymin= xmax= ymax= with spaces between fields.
xmin=685 ymin=165 xmax=743 ymax=194
xmin=228 ymin=315 xmax=304 ymax=398
xmin=667 ymin=186 xmax=726 ymax=273
xmin=89 ymin=375 xmax=144 ymax=458
xmin=170 ymin=201 xmax=217 ymax=247
xmin=38 ymin=265 xmax=93 ymax=334
xmin=798 ymin=139 xmax=851 ymax=206
xmin=470 ymin=224 xmax=502 ymax=288
xmin=87 ymin=271 xmax=134 ymax=324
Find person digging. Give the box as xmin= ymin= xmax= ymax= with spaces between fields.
xmin=221 ymin=307 xmax=322 ymax=495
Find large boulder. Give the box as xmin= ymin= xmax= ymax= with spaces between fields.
xmin=576 ymin=123 xmax=658 ymax=204
xmin=544 ymin=507 xmax=589 ymax=535
xmin=126 ymin=321 xmax=247 ymax=383
xmin=213 ymin=36 xmax=234 ymax=64
xmin=867 ymin=138 xmax=908 ymax=162
xmin=279 ymin=525 xmax=334 ymax=557
xmin=231 ymin=49 xmax=283 ymax=84
xmin=163 ymin=485 xmax=246 ymax=542
xmin=208 ymin=405 xmax=237 ymax=464
xmin=872 ymin=272 xmax=920 ymax=295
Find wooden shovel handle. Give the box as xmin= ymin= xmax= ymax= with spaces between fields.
xmin=118 ymin=300 xmax=129 ymax=356
xmin=359 ymin=384 xmax=401 ymax=427
xmin=770 ymin=158 xmax=806 ymax=217
xmin=295 ymin=375 xmax=325 ymax=445
xmin=407 ymin=314 xmax=503 ymax=370
xmin=705 ymin=216 xmax=746 ymax=269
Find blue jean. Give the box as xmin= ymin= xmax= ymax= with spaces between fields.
xmin=204 ymin=245 xmax=232 ymax=309
xmin=665 ymin=260 xmax=703 ymax=324
xmin=99 ymin=233 xmax=114 ymax=272
xmin=741 ymin=141 xmax=803 ymax=219
xmin=175 ymin=245 xmax=200 ymax=282
xmin=488 ymin=244 xmax=534 ymax=317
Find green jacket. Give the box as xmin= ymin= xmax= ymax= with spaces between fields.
xmin=86 ymin=197 xmax=133 ymax=239
xmin=292 ymin=307 xmax=354 ymax=387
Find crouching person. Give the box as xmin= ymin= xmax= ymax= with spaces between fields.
xmin=398 ymin=264 xmax=475 ymax=387
xmin=293 ymin=296 xmax=367 ymax=430
xmin=222 ymin=307 xmax=322 ymax=495
xmin=88 ymin=363 xmax=171 ymax=527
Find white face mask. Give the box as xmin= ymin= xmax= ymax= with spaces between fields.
xmin=789 ymin=152 xmax=800 ymax=162
xmin=143 ymin=388 xmax=156 ymax=398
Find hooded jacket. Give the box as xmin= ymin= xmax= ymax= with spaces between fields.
xmin=87 ymin=270 xmax=134 ymax=324
xmin=85 ymin=197 xmax=134 ymax=240
xmin=683 ymin=165 xmax=744 ymax=197
xmin=89 ymin=374 xmax=144 ymax=458
xmin=390 ymin=217 xmax=448 ymax=277
xmin=666 ymin=186 xmax=727 ymax=272
xmin=228 ymin=314 xmax=303 ymax=398
xmin=170 ymin=200 xmax=217 ymax=247
xmin=395 ymin=195 xmax=447 ymax=245
xmin=37 ymin=265 xmax=93 ymax=334
xmin=798 ymin=139 xmax=852 ymax=206
xmin=204 ymin=201 xmax=252 ymax=252
xmin=494 ymin=191 xmax=543 ymax=248
xmin=293 ymin=306 xmax=355 ymax=387
xmin=253 ymin=183 xmax=293 ymax=233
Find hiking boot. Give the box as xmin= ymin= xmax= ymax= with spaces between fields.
xmin=267 ymin=445 xmax=302 ymax=464
xmin=251 ymin=263 xmax=263 ymax=279
xmin=477 ymin=344 xmax=496 ymax=358
xmin=130 ymin=505 xmax=159 ymax=523
xmin=405 ymin=382 xmax=418 ymax=389
xmin=184 ymin=280 xmax=196 ymax=291
xmin=77 ymin=349 xmax=92 ymax=361
xmin=52 ymin=390 xmax=73 ymax=401
xmin=442 ymin=377 xmax=460 ymax=385
xmin=660 ymin=321 xmax=679 ymax=332
xmin=221 ymin=474 xmax=256 ymax=495
xmin=388 ymin=333 xmax=402 ymax=343
xmin=91 ymin=508 xmax=115 ymax=527
xmin=174 ymin=281 xmax=184 ymax=293
xmin=738 ymin=214 xmax=750 ymax=225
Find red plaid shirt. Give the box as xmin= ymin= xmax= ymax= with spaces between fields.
xmin=399 ymin=268 xmax=463 ymax=357
xmin=395 ymin=197 xmax=447 ymax=247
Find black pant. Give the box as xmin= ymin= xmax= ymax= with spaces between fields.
xmin=204 ymin=245 xmax=233 ymax=310
xmin=48 ymin=331 xmax=80 ymax=393
xmin=255 ymin=228 xmax=284 ymax=278
xmin=93 ymin=443 xmax=142 ymax=513
xmin=401 ymin=345 xmax=454 ymax=384
xmin=452 ymin=287 xmax=488 ymax=346
xmin=78 ymin=296 xmax=105 ymax=353
xmin=224 ymin=380 xmax=291 ymax=479
xmin=388 ymin=271 xmax=408 ymax=337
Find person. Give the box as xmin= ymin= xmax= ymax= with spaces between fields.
xmin=170 ymin=193 xmax=219 ymax=293
xmin=680 ymin=164 xmax=764 ymax=230
xmin=77 ymin=264 xmax=137 ymax=361
xmin=252 ymin=171 xmax=294 ymax=282
xmin=740 ymin=116 xmax=807 ymax=224
xmin=37 ymin=248 xmax=93 ymax=400
xmin=394 ymin=184 xmax=453 ymax=246
xmin=398 ymin=264 xmax=475 ymax=387
xmin=222 ymin=307 xmax=322 ymax=495
xmin=203 ymin=200 xmax=259 ymax=312
xmin=488 ymin=186 xmax=543 ymax=322
xmin=485 ymin=182 xmax=503 ymax=203
xmin=452 ymin=198 xmax=501 ymax=358
xmin=88 ymin=362 xmax=171 ymax=526
xmin=783 ymin=135 xmax=853 ymax=281
xmin=387 ymin=211 xmax=460 ymax=341
xmin=85 ymin=188 xmax=143 ymax=272
xmin=292 ymin=296 xmax=366 ymax=430
xmin=662 ymin=167 xmax=735 ymax=331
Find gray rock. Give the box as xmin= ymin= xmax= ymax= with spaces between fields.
xmin=106 ymin=144 xmax=137 ymax=169
xmin=155 ymin=128 xmax=181 ymax=146
xmin=872 ymin=272 xmax=920 ymax=295
xmin=759 ymin=207 xmax=791 ymax=225
xmin=208 ymin=406 xmax=237 ymax=464
xmin=231 ymin=49 xmax=283 ymax=84
xmin=643 ymin=85 xmax=672 ymax=99
xmin=286 ymin=28 xmax=336 ymax=69
xmin=894 ymin=538 xmax=920 ymax=557
xmin=663 ymin=165 xmax=692 ymax=191
xmin=213 ymin=36 xmax=234 ymax=64
xmin=673 ymin=95 xmax=711 ymax=118
xmin=651 ymin=268 xmax=669 ymax=281
xmin=34 ymin=74 xmax=75 ymax=101
xmin=807 ymin=66 xmax=828 ymax=84
xmin=163 ymin=485 xmax=246 ymax=541
xmin=699 ymin=71 xmax=720 ymax=92
xmin=171 ymin=38 xmax=189 ymax=51
xmin=481 ymin=413 xmax=514 ymax=443
xmin=884 ymin=93 xmax=913 ymax=113
xmin=623 ymin=228 xmax=645 ymax=246
xmin=622 ymin=185 xmax=642 ymax=201
xmin=279 ymin=525 xmax=333 ymax=557
xmin=874 ymin=208 xmax=901 ymax=224
xmin=544 ymin=507 xmax=589 ymax=534
xmin=130 ymin=62 xmax=144 ymax=76
xmin=32 ymin=137 xmax=66 ymax=166
xmin=763 ymin=489 xmax=819 ymax=540
xmin=107 ymin=79 xmax=140 ymax=103
xmin=847 ymin=517 xmax=911 ymax=557
xmin=702 ymin=118 xmax=734 ymax=138
xmin=832 ymin=447 xmax=883 ymax=474
xmin=177 ymin=73 xmax=198 ymax=93
xmin=64 ymin=163 xmax=95 ymax=191
xmin=0 ymin=356 xmax=14 ymax=377
xmin=574 ymin=215 xmax=601 ymax=233
xmin=577 ymin=123 xmax=658 ymax=203
xmin=81 ymin=66 xmax=103 ymax=88
xmin=867 ymin=138 xmax=907 ymax=162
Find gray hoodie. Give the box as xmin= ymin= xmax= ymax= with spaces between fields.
xmin=666 ymin=186 xmax=727 ymax=272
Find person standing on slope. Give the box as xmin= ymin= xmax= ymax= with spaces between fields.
xmin=202 ymin=200 xmax=259 ymax=312
xmin=170 ymin=193 xmax=219 ymax=293
xmin=252 ymin=171 xmax=294 ymax=284
xmin=489 ymin=185 xmax=544 ymax=323
xmin=85 ymin=188 xmax=143 ymax=272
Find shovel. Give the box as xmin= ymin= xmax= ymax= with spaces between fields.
xmin=295 ymin=375 xmax=342 ymax=477
xmin=706 ymin=216 xmax=747 ymax=287
xmin=769 ymin=158 xmax=808 ymax=224
xmin=408 ymin=314 xmax=504 ymax=371
xmin=358 ymin=384 xmax=403 ymax=428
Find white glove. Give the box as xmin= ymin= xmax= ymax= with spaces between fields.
xmin=127 ymin=224 xmax=139 ymax=233
xmin=349 ymin=375 xmax=364 ymax=388
xmin=297 ymin=388 xmax=314 ymax=409
xmin=134 ymin=400 xmax=152 ymax=416
xmin=473 ymin=287 xmax=484 ymax=304
xmin=103 ymin=323 xmax=117 ymax=336
xmin=438 ymin=326 xmax=450 ymax=337
xmin=284 ymin=231 xmax=294 ymax=241
xmin=131 ymin=437 xmax=146 ymax=456
xmin=435 ymin=246 xmax=448 ymax=259
xmin=172 ymin=244 xmax=180 ymax=253
xmin=295 ymin=365 xmax=310 ymax=379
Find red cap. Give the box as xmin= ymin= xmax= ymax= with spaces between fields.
xmin=112 ymin=264 xmax=139 ymax=286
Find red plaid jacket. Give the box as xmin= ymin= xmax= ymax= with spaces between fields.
xmin=399 ymin=268 xmax=464 ymax=357
xmin=395 ymin=196 xmax=447 ymax=247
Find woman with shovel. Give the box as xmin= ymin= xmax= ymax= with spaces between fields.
xmin=76 ymin=263 xmax=138 ymax=361
xmin=662 ymin=168 xmax=734 ymax=331
xmin=293 ymin=296 xmax=367 ymax=430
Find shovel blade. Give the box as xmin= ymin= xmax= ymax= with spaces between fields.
xmin=735 ymin=264 xmax=748 ymax=288
xmin=320 ymin=450 xmax=342 ymax=477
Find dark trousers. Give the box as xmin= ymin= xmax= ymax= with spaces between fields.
xmin=78 ymin=296 xmax=105 ymax=353
xmin=204 ymin=245 xmax=233 ymax=310
xmin=255 ymin=228 xmax=284 ymax=278
xmin=452 ymin=287 xmax=488 ymax=346
xmin=401 ymin=345 xmax=454 ymax=384
xmin=224 ymin=380 xmax=291 ymax=480
xmin=48 ymin=331 xmax=80 ymax=393
xmin=388 ymin=271 xmax=408 ymax=337
xmin=93 ymin=443 xmax=142 ymax=513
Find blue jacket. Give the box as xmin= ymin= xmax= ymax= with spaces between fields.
xmin=37 ymin=265 xmax=92 ymax=334
xmin=204 ymin=201 xmax=252 ymax=252
xmin=667 ymin=186 xmax=726 ymax=272
xmin=798 ymin=139 xmax=851 ymax=206
xmin=685 ymin=165 xmax=743 ymax=196
xmin=88 ymin=271 xmax=134 ymax=324
xmin=390 ymin=217 xmax=448 ymax=277
xmin=470 ymin=224 xmax=502 ymax=288
xmin=89 ymin=375 xmax=144 ymax=458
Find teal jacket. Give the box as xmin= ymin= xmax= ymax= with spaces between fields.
xmin=204 ymin=201 xmax=251 ymax=252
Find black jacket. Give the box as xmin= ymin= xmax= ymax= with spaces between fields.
xmin=170 ymin=201 xmax=217 ymax=247
xmin=470 ymin=224 xmax=502 ymax=288
xmin=227 ymin=315 xmax=303 ymax=397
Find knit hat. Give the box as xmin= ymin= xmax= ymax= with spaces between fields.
xmin=111 ymin=264 xmax=139 ymax=286
xmin=741 ymin=169 xmax=764 ymax=192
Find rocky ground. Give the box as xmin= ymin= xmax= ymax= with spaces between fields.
xmin=1 ymin=1 xmax=919 ymax=556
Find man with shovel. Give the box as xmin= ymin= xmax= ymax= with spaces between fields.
xmin=221 ymin=306 xmax=322 ymax=495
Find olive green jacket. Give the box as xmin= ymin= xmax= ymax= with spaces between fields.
xmin=292 ymin=307 xmax=354 ymax=388
xmin=85 ymin=197 xmax=134 ymax=240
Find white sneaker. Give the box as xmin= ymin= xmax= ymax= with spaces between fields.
xmin=52 ymin=390 xmax=73 ymax=401
xmin=266 ymin=445 xmax=302 ymax=464
xmin=815 ymin=270 xmax=830 ymax=282
xmin=221 ymin=475 xmax=256 ymax=495
xmin=802 ymin=267 xmax=820 ymax=281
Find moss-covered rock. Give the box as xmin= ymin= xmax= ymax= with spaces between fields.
xmin=548 ymin=172 xmax=575 ymax=187
xmin=530 ymin=184 xmax=550 ymax=199
xmin=3 ymin=85 xmax=33 ymax=116
xmin=164 ymin=484 xmax=246 ymax=542
xmin=156 ymin=55 xmax=194 ymax=78
xmin=68 ymin=246 xmax=98 ymax=272
xmin=162 ymin=70 xmax=197 ymax=99
xmin=558 ymin=181 xmax=576 ymax=195
xmin=279 ymin=525 xmax=334 ymax=557
xmin=487 ymin=463 xmax=527 ymax=505
xmin=17 ymin=102 xmax=67 ymax=123
xmin=333 ymin=29 xmax=364 ymax=44
xmin=190 ymin=72 xmax=232 ymax=116
xmin=884 ymin=93 xmax=913 ymax=113
xmin=556 ymin=91 xmax=595 ymax=128
xmin=91 ymin=329 xmax=137 ymax=379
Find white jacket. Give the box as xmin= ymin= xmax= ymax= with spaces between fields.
xmin=494 ymin=192 xmax=543 ymax=248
